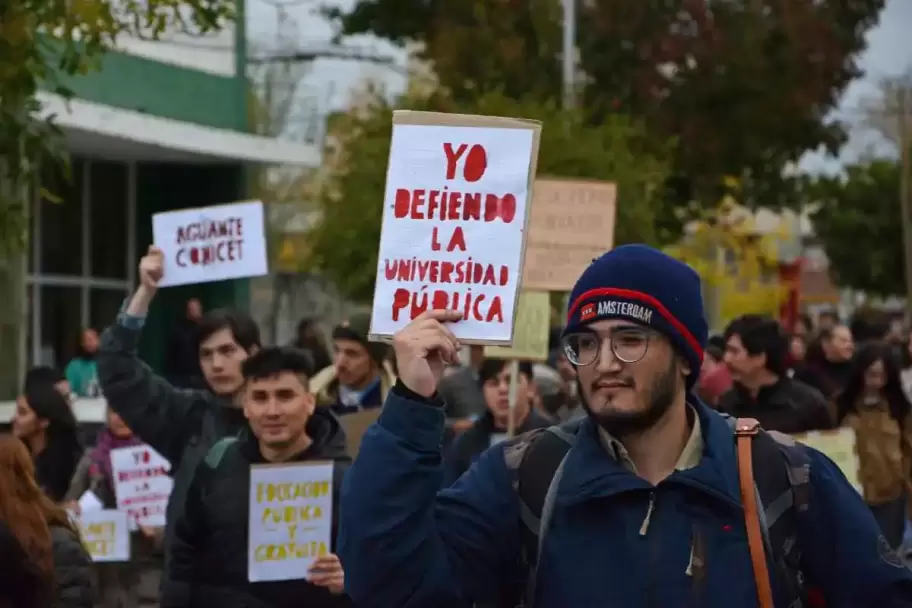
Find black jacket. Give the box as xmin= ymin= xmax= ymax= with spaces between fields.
xmin=97 ymin=320 xmax=249 ymax=577
xmin=718 ymin=377 xmax=834 ymax=434
xmin=163 ymin=409 xmax=353 ymax=608
xmin=50 ymin=525 xmax=96 ymax=608
xmin=442 ymin=408 xmax=552 ymax=487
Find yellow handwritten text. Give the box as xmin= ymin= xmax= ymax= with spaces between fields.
xmin=79 ymin=521 xmax=117 ymax=557
xmin=261 ymin=504 xmax=323 ymax=525
xmin=83 ymin=539 xmax=112 ymax=555
xmin=256 ymin=481 xmax=330 ymax=503
xmin=254 ymin=540 xmax=328 ymax=562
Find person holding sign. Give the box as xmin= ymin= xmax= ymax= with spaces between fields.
xmin=164 ymin=347 xmax=352 ymax=607
xmin=97 ymin=246 xmax=262 ymax=586
xmin=339 ymin=245 xmax=912 ymax=608
xmin=442 ymin=359 xmax=551 ymax=487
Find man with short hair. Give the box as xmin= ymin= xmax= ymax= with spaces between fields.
xmin=98 ymin=245 xmax=261 ymax=577
xmin=442 ymin=359 xmax=551 ymax=487
xmin=720 ymin=315 xmax=832 ymax=433
xmin=164 ymin=347 xmax=352 ymax=607
xmin=310 ymin=313 xmax=394 ymax=414
xmin=338 ymin=244 xmax=912 ymax=607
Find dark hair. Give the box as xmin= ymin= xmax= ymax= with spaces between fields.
xmin=22 ymin=367 xmax=65 ymax=394
xmin=723 ymin=314 xmax=787 ymax=375
xmin=795 ymin=313 xmax=813 ymax=333
xmin=24 ymin=385 xmax=79 ymax=444
xmin=74 ymin=327 xmax=98 ymax=359
xmin=242 ymin=347 xmax=313 ymax=384
xmin=705 ymin=344 xmax=724 ymax=363
xmin=707 ymin=334 xmax=726 ymax=351
xmin=478 ymin=358 xmax=534 ymax=386
xmin=837 ymin=342 xmax=911 ymax=425
xmin=198 ymin=309 xmax=261 ymax=353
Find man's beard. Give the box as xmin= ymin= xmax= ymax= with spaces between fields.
xmin=580 ymin=358 xmax=679 ymax=438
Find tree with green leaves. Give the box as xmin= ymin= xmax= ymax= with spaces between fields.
xmin=330 ymin=0 xmax=884 ymax=236
xmin=306 ymin=83 xmax=670 ymax=304
xmin=0 ymin=0 xmax=233 ymax=397
xmin=0 ymin=0 xmax=235 ymax=248
xmin=808 ymin=159 xmax=902 ymax=297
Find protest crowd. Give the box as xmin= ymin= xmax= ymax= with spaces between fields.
xmin=1 ymin=234 xmax=912 ymax=607
xmin=3 ymin=90 xmax=912 ymax=608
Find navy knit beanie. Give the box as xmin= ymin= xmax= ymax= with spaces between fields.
xmin=563 ymin=244 xmax=708 ymax=388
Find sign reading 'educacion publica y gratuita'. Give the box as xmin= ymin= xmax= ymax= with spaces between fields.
xmin=247 ymin=462 xmax=334 ymax=583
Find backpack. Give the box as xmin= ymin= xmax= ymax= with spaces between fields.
xmin=507 ymin=416 xmax=812 ymax=608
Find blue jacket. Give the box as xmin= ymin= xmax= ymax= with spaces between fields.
xmin=339 ymin=385 xmax=912 ymax=607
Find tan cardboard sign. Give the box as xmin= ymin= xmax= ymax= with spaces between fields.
xmin=522 ymin=178 xmax=617 ymax=291
xmin=484 ymin=291 xmax=551 ymax=362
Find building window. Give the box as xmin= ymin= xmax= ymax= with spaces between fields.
xmin=90 ymin=288 xmax=129 ymax=332
xmin=90 ymin=161 xmax=128 ymax=281
xmin=39 ymin=159 xmax=84 ymax=276
xmin=39 ymin=286 xmax=82 ymax=368
xmin=28 ymin=158 xmax=136 ymax=374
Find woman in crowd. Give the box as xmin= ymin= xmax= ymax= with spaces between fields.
xmin=0 ymin=435 xmax=95 ymax=608
xmin=836 ymin=343 xmax=912 ymax=549
xmin=66 ymin=408 xmax=164 ymax=607
xmin=66 ymin=327 xmax=101 ymax=398
xmin=12 ymin=383 xmax=83 ymax=501
xmin=786 ymin=332 xmax=808 ymax=376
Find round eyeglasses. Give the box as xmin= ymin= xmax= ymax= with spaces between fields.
xmin=561 ymin=327 xmax=653 ymax=366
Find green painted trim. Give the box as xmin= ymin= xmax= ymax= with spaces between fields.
xmin=41 ymin=31 xmax=247 ymax=131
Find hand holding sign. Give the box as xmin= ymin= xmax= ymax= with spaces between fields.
xmin=307 ymin=553 xmax=345 ymax=595
xmin=139 ymin=246 xmax=165 ymax=291
xmin=392 ymin=310 xmax=463 ymax=398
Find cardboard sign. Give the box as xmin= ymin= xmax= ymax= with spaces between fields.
xmin=369 ymin=111 xmax=542 ymax=345
xmin=153 ymin=200 xmax=268 ymax=287
xmin=792 ymin=427 xmax=861 ymax=493
xmin=248 ymin=462 xmax=334 ymax=582
xmin=484 ymin=290 xmax=551 ymax=361
xmin=78 ymin=509 xmax=130 ymax=562
xmin=522 ymin=179 xmax=617 ymax=291
xmin=110 ymin=445 xmax=174 ymax=529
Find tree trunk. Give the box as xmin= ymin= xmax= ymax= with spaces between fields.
xmin=0 ymin=159 xmax=28 ymax=400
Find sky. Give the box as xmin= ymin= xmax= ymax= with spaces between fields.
xmin=246 ymin=0 xmax=912 ymax=175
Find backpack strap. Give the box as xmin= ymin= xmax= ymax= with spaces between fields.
xmin=734 ymin=417 xmax=776 ymax=608
xmin=727 ymin=416 xmax=811 ymax=608
xmin=507 ymin=420 xmax=580 ymax=607
xmin=204 ymin=437 xmax=238 ymax=469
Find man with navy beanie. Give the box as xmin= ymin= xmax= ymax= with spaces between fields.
xmin=338 ymin=244 xmax=912 ymax=608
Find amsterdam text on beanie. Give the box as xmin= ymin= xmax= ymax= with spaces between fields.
xmin=562 ymin=244 xmax=708 ymax=388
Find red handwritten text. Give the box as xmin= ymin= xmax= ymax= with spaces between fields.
xmin=175 ymin=217 xmax=245 ymax=268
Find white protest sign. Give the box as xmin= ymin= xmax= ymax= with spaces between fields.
xmin=77 ymin=509 xmax=130 ymax=562
xmin=369 ymin=111 xmax=542 ymax=345
xmin=248 ymin=462 xmax=334 ymax=582
xmin=110 ymin=445 xmax=173 ymax=529
xmin=152 ymin=200 xmax=268 ymax=287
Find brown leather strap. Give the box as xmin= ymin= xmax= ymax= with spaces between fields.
xmin=734 ymin=417 xmax=775 ymax=608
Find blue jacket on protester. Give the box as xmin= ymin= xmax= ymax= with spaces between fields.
xmin=338 ymin=384 xmax=912 ymax=607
